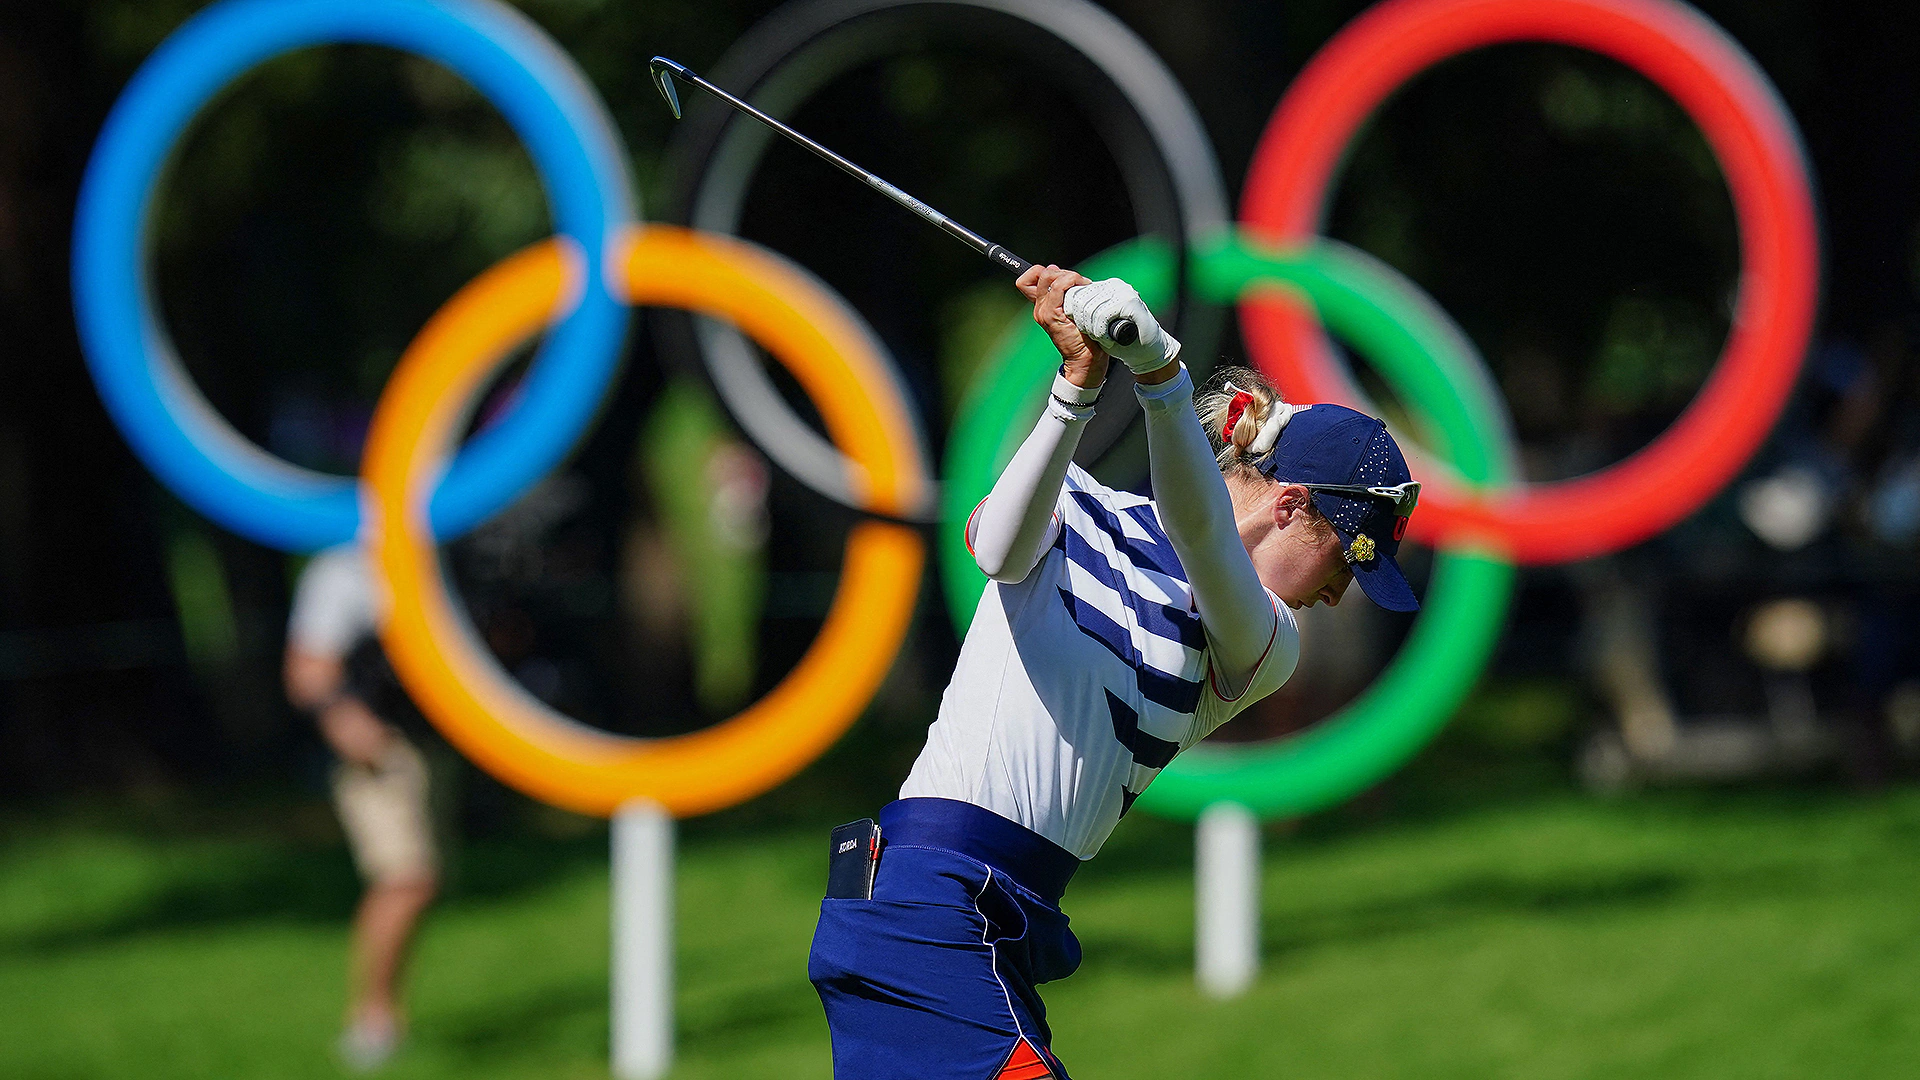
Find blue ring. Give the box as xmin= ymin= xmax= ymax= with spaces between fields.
xmin=72 ymin=0 xmax=634 ymax=551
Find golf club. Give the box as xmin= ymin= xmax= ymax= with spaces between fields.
xmin=649 ymin=56 xmax=1139 ymax=346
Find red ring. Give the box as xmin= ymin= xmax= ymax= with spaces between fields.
xmin=1239 ymin=0 xmax=1819 ymax=564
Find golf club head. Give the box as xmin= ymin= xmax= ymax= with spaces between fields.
xmin=649 ymin=57 xmax=684 ymax=120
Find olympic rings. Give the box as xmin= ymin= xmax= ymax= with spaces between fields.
xmin=1240 ymin=0 xmax=1820 ymax=565
xmin=365 ymin=227 xmax=926 ymax=817
xmin=83 ymin=0 xmax=1820 ymax=823
xmin=659 ymin=0 xmax=1230 ymax=516
xmin=80 ymin=0 xmax=934 ymax=820
xmin=72 ymin=0 xmax=634 ymax=552
xmin=943 ymin=233 xmax=1517 ymax=821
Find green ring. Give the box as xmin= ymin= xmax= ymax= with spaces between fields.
xmin=940 ymin=232 xmax=1518 ymax=821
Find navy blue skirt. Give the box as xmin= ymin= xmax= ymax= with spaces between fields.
xmin=809 ymin=798 xmax=1082 ymax=1080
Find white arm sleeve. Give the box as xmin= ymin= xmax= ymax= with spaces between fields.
xmin=968 ymin=395 xmax=1094 ymax=584
xmin=1135 ymin=365 xmax=1284 ymax=691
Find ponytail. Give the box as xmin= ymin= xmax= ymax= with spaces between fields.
xmin=1195 ymin=367 xmax=1293 ymax=480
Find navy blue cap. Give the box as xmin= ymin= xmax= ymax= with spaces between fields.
xmin=1251 ymin=404 xmax=1419 ymax=612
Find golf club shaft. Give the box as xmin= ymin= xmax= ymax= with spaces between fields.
xmin=651 ymin=57 xmax=1139 ymax=345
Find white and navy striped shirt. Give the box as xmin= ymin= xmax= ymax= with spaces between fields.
xmin=902 ymin=464 xmax=1299 ymax=859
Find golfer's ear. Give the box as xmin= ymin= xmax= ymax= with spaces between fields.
xmin=1272 ymin=483 xmax=1309 ymax=525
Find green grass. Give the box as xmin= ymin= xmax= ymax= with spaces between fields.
xmin=6 ymin=786 xmax=1920 ymax=1078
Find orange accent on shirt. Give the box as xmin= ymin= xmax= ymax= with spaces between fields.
xmin=997 ymin=1038 xmax=1055 ymax=1080
xmin=965 ymin=497 xmax=988 ymax=558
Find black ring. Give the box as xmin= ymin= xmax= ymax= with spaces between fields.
xmin=655 ymin=0 xmax=1229 ymax=515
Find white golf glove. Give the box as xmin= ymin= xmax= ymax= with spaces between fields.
xmin=1064 ymin=277 xmax=1180 ymax=376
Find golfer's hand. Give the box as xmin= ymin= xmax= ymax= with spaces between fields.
xmin=1018 ymin=264 xmax=1108 ymax=389
xmin=1064 ymin=277 xmax=1180 ymax=377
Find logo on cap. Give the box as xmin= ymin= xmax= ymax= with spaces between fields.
xmin=1347 ymin=533 xmax=1377 ymax=564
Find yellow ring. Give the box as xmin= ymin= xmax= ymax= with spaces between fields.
xmin=362 ymin=226 xmax=926 ymax=817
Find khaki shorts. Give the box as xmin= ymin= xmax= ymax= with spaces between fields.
xmin=332 ymin=737 xmax=438 ymax=886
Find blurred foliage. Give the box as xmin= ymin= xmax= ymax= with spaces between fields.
xmin=936 ymin=278 xmax=1029 ymax=420
xmin=163 ymin=524 xmax=240 ymax=673
xmin=1449 ymin=678 xmax=1588 ymax=754
xmin=636 ymin=380 xmax=766 ymax=712
xmin=1329 ymin=46 xmax=1738 ymax=474
xmin=1589 ymin=296 xmax=1717 ymax=413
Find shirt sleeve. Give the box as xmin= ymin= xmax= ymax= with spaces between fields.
xmin=1135 ymin=365 xmax=1286 ymax=697
xmin=1206 ymin=590 xmax=1300 ymax=718
xmin=968 ymin=396 xmax=1092 ymax=584
xmin=286 ymin=547 xmax=380 ymax=658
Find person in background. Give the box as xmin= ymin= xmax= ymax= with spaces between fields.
xmin=284 ymin=544 xmax=438 ymax=1072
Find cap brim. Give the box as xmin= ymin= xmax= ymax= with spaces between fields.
xmin=1350 ymin=553 xmax=1419 ymax=612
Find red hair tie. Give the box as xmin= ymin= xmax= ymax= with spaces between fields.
xmin=1221 ymin=390 xmax=1256 ymax=443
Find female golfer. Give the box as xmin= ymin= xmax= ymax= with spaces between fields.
xmin=809 ymin=266 xmax=1422 ymax=1079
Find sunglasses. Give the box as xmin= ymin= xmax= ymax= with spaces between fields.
xmin=1300 ymin=480 xmax=1421 ymax=518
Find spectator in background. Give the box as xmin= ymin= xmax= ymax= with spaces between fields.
xmin=1740 ymin=326 xmax=1920 ymax=783
xmin=284 ymin=545 xmax=437 ymax=1072
xmin=1840 ymin=324 xmax=1920 ymax=779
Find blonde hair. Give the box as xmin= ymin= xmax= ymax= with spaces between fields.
xmin=1195 ymin=366 xmax=1288 ymax=481
xmin=1195 ymin=367 xmax=1334 ymax=537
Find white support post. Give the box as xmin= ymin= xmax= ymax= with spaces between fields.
xmin=612 ymin=800 xmax=673 ymax=1080
xmin=1195 ymin=801 xmax=1259 ymax=998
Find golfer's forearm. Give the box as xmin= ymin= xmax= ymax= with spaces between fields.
xmin=970 ymin=398 xmax=1090 ymax=583
xmin=1136 ymin=366 xmax=1277 ymax=676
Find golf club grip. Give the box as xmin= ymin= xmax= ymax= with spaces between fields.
xmin=986 ymin=246 xmax=1031 ymax=275
xmin=1000 ymin=254 xmax=1137 ymax=345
